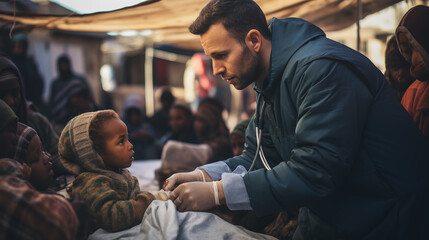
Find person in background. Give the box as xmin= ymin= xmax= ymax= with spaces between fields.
xmin=0 ymin=100 xmax=89 ymax=240
xmin=155 ymin=98 xmax=232 ymax=189
xmin=11 ymin=33 xmax=45 ymax=113
xmin=58 ymin=110 xmax=168 ymax=232
xmin=123 ymin=94 xmax=158 ymax=160
xmin=230 ymin=118 xmax=250 ymax=157
xmin=384 ymin=36 xmax=415 ymax=101
xmin=155 ymin=103 xmax=199 ymax=189
xmin=14 ymin=123 xmax=54 ymax=192
xmin=160 ymin=103 xmax=199 ymax=146
xmin=396 ymin=5 xmax=429 ymax=141
xmin=0 ymin=158 xmax=79 ymax=240
xmin=0 ymin=55 xmax=67 ymax=177
xmin=49 ymin=54 xmax=96 ymax=134
xmin=164 ymin=1 xmax=429 ymax=239
xmin=193 ymin=97 xmax=233 ymax=162
xmin=150 ymin=89 xmax=175 ymax=140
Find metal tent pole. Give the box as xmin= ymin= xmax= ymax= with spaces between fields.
xmin=145 ymin=46 xmax=155 ymax=117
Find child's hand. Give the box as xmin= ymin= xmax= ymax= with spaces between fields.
xmin=153 ymin=189 xmax=170 ymax=201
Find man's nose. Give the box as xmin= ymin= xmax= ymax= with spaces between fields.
xmin=212 ymin=61 xmax=225 ymax=76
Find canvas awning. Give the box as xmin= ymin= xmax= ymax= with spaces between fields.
xmin=0 ymin=0 xmax=401 ymax=49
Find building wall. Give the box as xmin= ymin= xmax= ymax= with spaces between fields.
xmin=26 ymin=30 xmax=103 ymax=105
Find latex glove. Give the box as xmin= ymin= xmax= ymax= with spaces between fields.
xmin=170 ymin=181 xmax=219 ymax=212
xmin=163 ymin=170 xmax=207 ymax=191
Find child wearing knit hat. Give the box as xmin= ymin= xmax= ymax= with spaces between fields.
xmin=59 ymin=110 xmax=169 ymax=232
xmin=14 ymin=123 xmax=54 ymax=191
xmin=230 ymin=118 xmax=251 ymax=156
xmin=0 ymin=101 xmax=80 ymax=239
xmin=0 ymin=158 xmax=79 ymax=240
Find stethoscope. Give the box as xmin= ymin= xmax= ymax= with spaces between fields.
xmin=248 ymin=97 xmax=272 ymax=172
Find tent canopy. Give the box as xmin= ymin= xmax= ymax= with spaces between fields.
xmin=0 ymin=0 xmax=401 ymax=49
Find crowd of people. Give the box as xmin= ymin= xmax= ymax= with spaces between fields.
xmin=0 ymin=0 xmax=429 ymax=239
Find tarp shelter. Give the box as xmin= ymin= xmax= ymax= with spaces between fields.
xmin=0 ymin=0 xmax=402 ymax=49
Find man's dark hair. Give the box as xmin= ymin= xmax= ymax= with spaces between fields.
xmin=189 ymin=0 xmax=271 ymax=44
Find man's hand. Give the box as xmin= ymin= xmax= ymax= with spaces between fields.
xmin=170 ymin=181 xmax=221 ymax=212
xmin=163 ymin=170 xmax=211 ymax=191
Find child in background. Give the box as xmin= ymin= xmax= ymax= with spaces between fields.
xmin=123 ymin=94 xmax=158 ymax=160
xmin=230 ymin=119 xmax=251 ymax=156
xmin=160 ymin=104 xmax=199 ymax=146
xmin=14 ymin=123 xmax=54 ymax=192
xmin=0 ymin=100 xmax=80 ymax=240
xmin=193 ymin=97 xmax=233 ymax=162
xmin=59 ymin=110 xmax=168 ymax=232
xmin=0 ymin=158 xmax=79 ymax=240
xmin=0 ymin=55 xmax=67 ymax=177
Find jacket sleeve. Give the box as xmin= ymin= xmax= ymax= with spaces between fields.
xmin=244 ymin=60 xmax=373 ymax=215
xmin=74 ymin=174 xmax=154 ymax=232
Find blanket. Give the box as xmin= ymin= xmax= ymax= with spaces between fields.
xmin=89 ymin=200 xmax=277 ymax=240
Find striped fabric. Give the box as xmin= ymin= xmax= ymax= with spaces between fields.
xmin=14 ymin=123 xmax=37 ymax=164
xmin=0 ymin=158 xmax=78 ymax=240
xmin=51 ymin=78 xmax=90 ymax=123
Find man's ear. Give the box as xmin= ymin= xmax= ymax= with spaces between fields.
xmin=245 ymin=29 xmax=262 ymax=53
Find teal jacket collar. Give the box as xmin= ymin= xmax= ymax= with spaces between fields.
xmin=255 ymin=18 xmax=325 ymax=97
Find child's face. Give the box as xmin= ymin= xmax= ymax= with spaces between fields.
xmin=99 ymin=118 xmax=135 ymax=169
xmin=169 ymin=108 xmax=190 ymax=133
xmin=0 ymin=120 xmax=17 ymax=158
xmin=26 ymin=135 xmax=53 ymax=190
xmin=231 ymin=133 xmax=245 ymax=156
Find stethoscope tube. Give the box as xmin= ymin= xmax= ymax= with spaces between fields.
xmin=248 ymin=99 xmax=271 ymax=172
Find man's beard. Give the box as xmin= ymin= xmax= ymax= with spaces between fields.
xmin=234 ymin=46 xmax=263 ymax=90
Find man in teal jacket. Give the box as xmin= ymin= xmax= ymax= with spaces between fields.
xmin=164 ymin=0 xmax=429 ymax=239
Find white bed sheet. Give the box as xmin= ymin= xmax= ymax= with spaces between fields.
xmin=128 ymin=159 xmax=162 ymax=192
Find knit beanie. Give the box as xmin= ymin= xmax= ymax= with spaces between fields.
xmin=59 ymin=110 xmax=116 ymax=175
xmin=14 ymin=123 xmax=37 ymax=164
xmin=231 ymin=118 xmax=251 ymax=138
xmin=58 ymin=110 xmax=134 ymax=186
xmin=0 ymin=99 xmax=17 ymax=131
xmin=396 ymin=5 xmax=429 ymax=73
